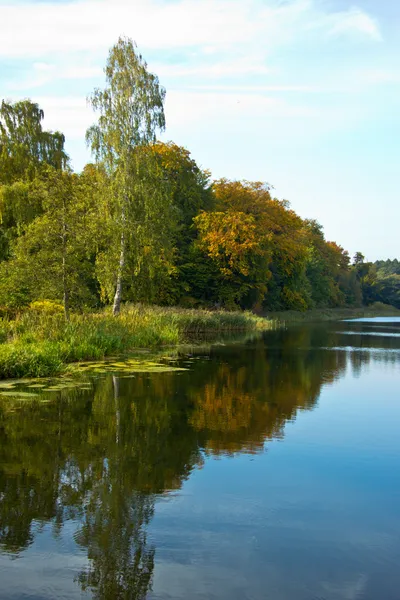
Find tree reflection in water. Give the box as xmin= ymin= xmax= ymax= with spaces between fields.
xmin=0 ymin=322 xmax=398 ymax=598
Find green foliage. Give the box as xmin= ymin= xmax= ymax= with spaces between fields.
xmin=267 ymin=304 xmax=400 ymax=322
xmin=93 ymin=149 xmax=177 ymax=306
xmin=0 ymin=275 xmax=31 ymax=314
xmin=28 ymin=300 xmax=65 ymax=315
xmin=371 ymin=274 xmax=400 ymax=309
xmin=0 ymin=342 xmax=64 ymax=378
xmin=150 ymin=141 xmax=213 ymax=228
xmin=304 ymin=222 xmax=347 ymax=308
xmin=86 ymin=37 xmax=170 ymax=315
xmin=0 ymin=320 xmax=10 ymax=343
xmin=0 ymin=167 xmax=101 ymax=318
xmin=345 ymin=259 xmax=400 ymax=309
xmin=369 ymin=260 xmax=400 ymax=309
xmin=0 ymin=99 xmax=68 ymax=185
xmin=374 ymin=258 xmax=400 ymax=276
xmin=0 ymin=100 xmax=69 ymax=261
xmin=86 ymin=37 xmax=165 ymax=166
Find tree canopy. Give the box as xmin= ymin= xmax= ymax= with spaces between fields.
xmin=0 ymin=37 xmax=397 ymax=317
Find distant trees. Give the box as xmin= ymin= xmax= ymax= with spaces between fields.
xmin=0 ymin=37 xmax=397 ymax=316
xmin=357 ymin=259 xmax=400 ymax=309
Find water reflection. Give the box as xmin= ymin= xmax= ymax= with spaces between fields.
xmin=0 ymin=319 xmax=399 ymax=599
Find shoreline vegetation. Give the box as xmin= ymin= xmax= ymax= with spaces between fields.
xmin=0 ymin=304 xmax=272 ymax=380
xmin=267 ymin=302 xmax=400 ymax=323
xmin=0 ymin=302 xmax=399 ymax=381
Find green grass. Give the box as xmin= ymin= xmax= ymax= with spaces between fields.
xmin=266 ymin=302 xmax=400 ymax=323
xmin=0 ymin=304 xmax=272 ymax=379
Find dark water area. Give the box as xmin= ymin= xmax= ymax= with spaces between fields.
xmin=1 ymin=318 xmax=400 ymax=600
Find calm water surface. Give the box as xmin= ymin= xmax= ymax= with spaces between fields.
xmin=1 ymin=318 xmax=400 ymax=599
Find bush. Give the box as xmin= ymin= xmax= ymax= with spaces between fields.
xmin=28 ymin=300 xmax=65 ymax=315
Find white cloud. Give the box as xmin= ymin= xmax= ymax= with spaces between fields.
xmin=23 ymin=88 xmax=344 ymax=144
xmin=164 ymin=88 xmax=368 ymax=137
xmin=0 ymin=0 xmax=382 ymax=60
xmin=28 ymin=91 xmax=312 ymax=140
xmin=328 ymin=7 xmax=382 ymax=41
xmin=0 ymin=0 xmax=261 ymax=57
xmin=35 ymin=96 xmax=94 ymax=139
xmin=1 ymin=0 xmax=384 ymax=107
xmin=183 ymin=84 xmax=322 ymax=93
xmin=165 ymin=90 xmax=308 ymax=127
xmin=6 ymin=61 xmax=103 ymax=91
xmin=156 ymin=58 xmax=272 ymax=80
xmin=0 ymin=0 xmax=386 ymax=162
xmin=357 ymin=68 xmax=400 ymax=85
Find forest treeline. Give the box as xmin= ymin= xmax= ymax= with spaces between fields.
xmin=0 ymin=37 xmax=398 ymax=319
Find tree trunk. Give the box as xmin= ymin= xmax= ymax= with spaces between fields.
xmin=63 ymin=286 xmax=70 ymax=322
xmin=112 ymin=229 xmax=125 ymax=316
xmin=113 ymin=202 xmax=126 ymax=317
xmin=62 ymin=215 xmax=70 ymax=322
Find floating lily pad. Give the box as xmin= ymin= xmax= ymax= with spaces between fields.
xmin=0 ymin=354 xmax=189 ymax=401
xmin=5 ymin=379 xmax=38 ymax=385
xmin=70 ymin=357 xmax=188 ymax=375
xmin=0 ymin=391 xmax=39 ymax=398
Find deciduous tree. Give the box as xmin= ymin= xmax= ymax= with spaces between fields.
xmin=86 ymin=37 xmax=168 ymax=315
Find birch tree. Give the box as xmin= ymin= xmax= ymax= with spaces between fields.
xmin=0 ymin=100 xmax=69 ymax=261
xmin=86 ymin=37 xmax=167 ymax=315
xmin=0 ymin=99 xmax=68 ymax=185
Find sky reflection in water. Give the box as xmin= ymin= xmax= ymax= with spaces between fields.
xmin=0 ymin=318 xmax=400 ymax=600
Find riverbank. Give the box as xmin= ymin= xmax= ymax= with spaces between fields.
xmin=0 ymin=305 xmax=272 ymax=379
xmin=2 ymin=302 xmax=398 ymax=380
xmin=266 ymin=302 xmax=400 ymax=323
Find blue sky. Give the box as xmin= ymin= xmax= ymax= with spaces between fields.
xmin=1 ymin=0 xmax=399 ymax=260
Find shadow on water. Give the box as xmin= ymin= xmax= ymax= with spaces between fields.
xmin=0 ymin=318 xmax=399 ymax=598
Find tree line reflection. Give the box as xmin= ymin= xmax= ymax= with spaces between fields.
xmin=0 ymin=321 xmax=399 ymax=598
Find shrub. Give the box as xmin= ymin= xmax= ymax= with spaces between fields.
xmin=28 ymin=300 xmax=65 ymax=315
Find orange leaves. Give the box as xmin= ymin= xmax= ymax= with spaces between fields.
xmin=213 ymin=178 xmax=273 ymax=215
xmin=194 ymin=210 xmax=261 ymax=277
xmin=210 ymin=179 xmax=309 ymax=281
xmin=150 ymin=141 xmax=192 ymax=171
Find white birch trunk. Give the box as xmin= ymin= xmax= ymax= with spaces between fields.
xmin=112 ymin=203 xmax=126 ymax=317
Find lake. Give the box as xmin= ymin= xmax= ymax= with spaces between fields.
xmin=1 ymin=317 xmax=400 ymax=600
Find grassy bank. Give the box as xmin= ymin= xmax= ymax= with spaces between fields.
xmin=0 ymin=304 xmax=271 ymax=379
xmin=266 ymin=302 xmax=400 ymax=323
